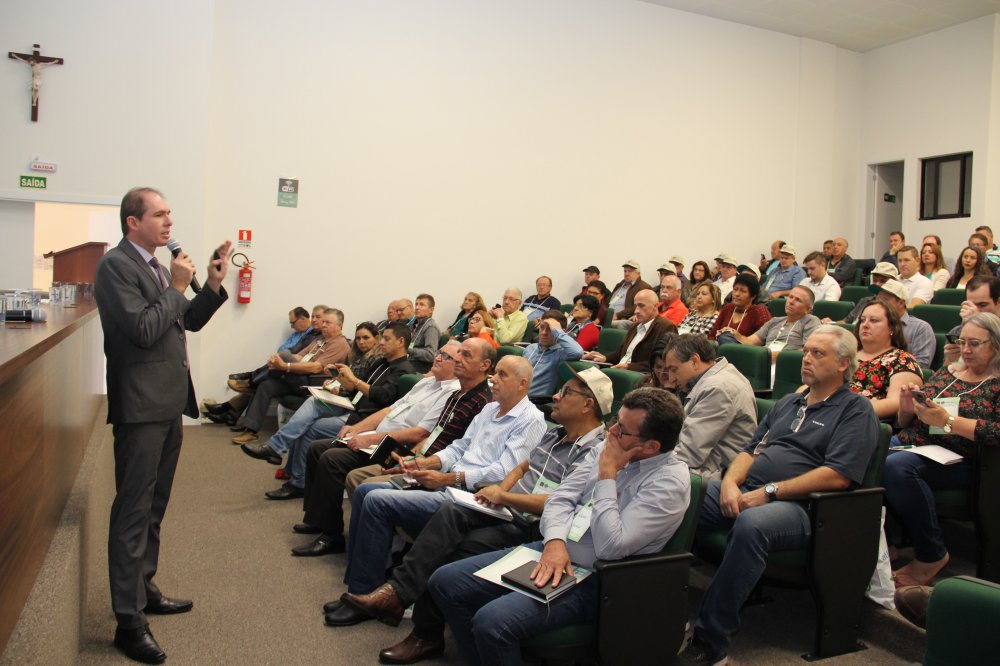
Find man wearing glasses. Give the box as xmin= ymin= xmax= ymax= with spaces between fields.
xmin=427 ymin=387 xmax=690 ymax=665
xmin=330 ymin=368 xmax=612 ymax=660
xmin=679 ymin=326 xmax=879 ymax=666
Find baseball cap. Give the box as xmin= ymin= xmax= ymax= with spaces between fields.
xmin=871 ymin=278 xmax=908 ymax=302
xmin=568 ymin=366 xmax=614 ymax=416
xmin=714 ymin=253 xmax=738 ymax=266
xmin=582 ymin=265 xmax=600 ymax=274
xmin=779 ymin=244 xmax=796 ymax=258
xmin=622 ymin=259 xmax=640 ymax=270
xmin=657 ymin=262 xmax=677 ymax=275
xmin=737 ymin=263 xmax=761 ymax=279
xmin=871 ymin=262 xmax=900 ymax=280
xmin=669 ymin=255 xmax=685 ymax=266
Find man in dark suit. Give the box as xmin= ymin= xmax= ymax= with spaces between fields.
xmin=583 ymin=289 xmax=675 ymax=372
xmin=94 ymin=187 xmax=231 ymax=664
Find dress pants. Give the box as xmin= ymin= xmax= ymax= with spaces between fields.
xmin=241 ymin=375 xmax=299 ymax=432
xmin=387 ymin=501 xmax=535 ymax=640
xmin=108 ymin=419 xmax=183 ymax=629
xmin=302 ymin=439 xmax=371 ymax=535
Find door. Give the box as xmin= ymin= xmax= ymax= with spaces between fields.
xmin=865 ymin=161 xmax=904 ymax=259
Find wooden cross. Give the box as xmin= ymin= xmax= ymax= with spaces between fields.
xmin=8 ymin=44 xmax=64 ymax=122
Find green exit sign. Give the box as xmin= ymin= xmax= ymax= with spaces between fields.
xmin=19 ymin=175 xmax=47 ymax=189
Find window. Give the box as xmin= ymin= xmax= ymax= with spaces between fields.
xmin=920 ymin=152 xmax=972 ymax=220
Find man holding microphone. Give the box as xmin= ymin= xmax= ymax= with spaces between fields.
xmin=95 ymin=187 xmax=231 ymax=664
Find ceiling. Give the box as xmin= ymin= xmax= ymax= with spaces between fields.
xmin=635 ymin=0 xmax=1000 ymax=52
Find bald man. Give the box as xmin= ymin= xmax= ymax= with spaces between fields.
xmin=827 ymin=237 xmax=858 ymax=288
xmin=583 ymin=289 xmax=676 ymax=372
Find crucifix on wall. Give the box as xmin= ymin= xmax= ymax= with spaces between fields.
xmin=8 ymin=44 xmax=64 ymax=122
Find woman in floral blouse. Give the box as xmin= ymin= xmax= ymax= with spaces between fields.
xmin=850 ymin=301 xmax=922 ymax=418
xmin=886 ymin=312 xmax=1000 ymax=587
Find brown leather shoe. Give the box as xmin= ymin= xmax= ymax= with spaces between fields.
xmin=343 ymin=583 xmax=406 ymax=626
xmin=895 ymin=584 xmax=932 ymax=629
xmin=378 ymin=632 xmax=445 ymax=664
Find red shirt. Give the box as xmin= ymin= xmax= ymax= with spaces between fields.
xmin=658 ymin=299 xmax=689 ymax=325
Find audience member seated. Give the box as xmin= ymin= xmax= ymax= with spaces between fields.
xmin=230 ymin=308 xmax=351 ymax=444
xmin=445 ymin=292 xmax=487 ymax=338
xmin=521 ymin=276 xmax=561 ymax=319
xmin=393 ymin=298 xmax=415 ymax=326
xmin=580 ymin=265 xmax=601 ymax=294
xmin=761 ymin=244 xmax=806 ymax=299
xmin=834 ymin=261 xmax=898 ymax=325
xmin=873 ymin=279 xmax=936 ymax=368
xmin=678 ymin=282 xmax=721 ymax=336
xmin=664 ymin=334 xmax=757 ymax=480
xmin=827 ymin=236 xmax=857 ymax=287
xmin=465 ymin=309 xmax=499 ymax=349
xmin=735 ymin=263 xmax=765 ymax=304
xmin=880 ymin=230 xmax=905 ymax=268
xmin=407 ymin=294 xmax=442 ymax=373
xmin=305 ymin=339 xmax=495 ymax=555
xmin=566 ymin=294 xmax=602 ymax=351
xmin=332 ymin=357 xmax=546 ymax=624
xmin=688 ymin=260 xmax=712 ymax=288
xmin=759 ymin=239 xmax=784 ymax=279
xmin=799 ymin=250 xmax=841 ymax=302
xmin=681 ymin=326 xmax=879 ymax=666
xmin=491 ymin=288 xmax=529 ymax=344
xmin=969 ymin=232 xmax=1000 ymax=274
xmin=657 ymin=274 xmax=689 ymax=325
xmin=247 ymin=322 xmax=414 ymax=499
xmin=707 ymin=274 xmax=771 ymax=342
xmin=946 ymin=246 xmax=992 ymax=289
xmin=608 ymin=260 xmax=653 ymax=330
xmin=850 ymin=301 xmax=923 ymax=419
xmin=644 ymin=334 xmax=678 ymax=391
xmin=723 ymin=286 xmax=819 ymax=360
xmin=920 ymin=242 xmax=950 ymax=292
xmin=897 ymin=246 xmax=934 ymax=306
xmin=669 ymin=255 xmax=690 ymax=291
xmin=330 ymin=368 xmax=611 ymax=639
xmin=942 ymin=276 xmax=1000 ymax=365
xmin=376 ymin=300 xmax=400 ymax=332
xmin=583 ymin=289 xmax=675 ymax=372
xmin=885 ymin=312 xmax=1000 ymax=587
xmin=977 ymin=225 xmax=1000 ymax=264
xmin=584 ymin=280 xmax=610 ymax=324
xmin=714 ymin=253 xmax=738 ymax=301
xmin=822 ymin=239 xmax=834 ymax=261
xmin=522 ymin=311 xmax=584 ymax=403
xmin=204 ymin=304 xmax=326 ymax=425
xmin=428 ymin=388 xmax=690 ymax=664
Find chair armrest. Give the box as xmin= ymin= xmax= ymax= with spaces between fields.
xmin=807 ymin=487 xmax=885 ymax=598
xmin=595 ymin=552 xmax=693 ymax=664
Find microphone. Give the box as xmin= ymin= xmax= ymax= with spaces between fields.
xmin=166 ymin=239 xmax=202 ymax=293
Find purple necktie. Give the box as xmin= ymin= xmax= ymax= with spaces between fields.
xmin=149 ymin=257 xmax=168 ymax=289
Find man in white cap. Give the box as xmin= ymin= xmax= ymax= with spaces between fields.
xmin=761 ymin=244 xmax=806 ymax=299
xmin=827 ymin=261 xmax=898 ymax=325
xmin=608 ymin=259 xmax=653 ymax=330
xmin=799 ymin=250 xmax=841 ymax=302
xmin=873 ymin=279 xmax=936 ymax=368
xmin=714 ymin=253 xmax=739 ymax=301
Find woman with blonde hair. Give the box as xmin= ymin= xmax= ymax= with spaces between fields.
xmin=919 ymin=243 xmax=950 ymax=291
xmin=446 ymin=292 xmax=487 ymax=337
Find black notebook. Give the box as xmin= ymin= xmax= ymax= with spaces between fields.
xmin=367 ymin=435 xmax=412 ymax=468
xmin=500 ymin=561 xmax=577 ymax=602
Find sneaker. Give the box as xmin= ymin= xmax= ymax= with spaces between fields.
xmin=678 ymin=636 xmax=727 ymax=666
xmin=275 ymin=468 xmax=290 ymax=480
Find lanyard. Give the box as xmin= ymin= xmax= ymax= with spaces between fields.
xmin=934 ymin=374 xmax=994 ymax=401
xmin=434 ymin=389 xmax=464 ymax=428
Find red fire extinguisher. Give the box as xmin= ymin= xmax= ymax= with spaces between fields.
xmin=233 ymin=253 xmax=254 ymax=304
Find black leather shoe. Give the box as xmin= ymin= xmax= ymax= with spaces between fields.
xmin=205 ymin=410 xmax=232 ymax=424
xmin=206 ymin=402 xmax=232 ymax=416
xmin=229 ymin=372 xmax=252 ymax=381
xmin=291 ymin=533 xmax=345 ymax=556
xmin=145 ymin=595 xmax=193 ymax=615
xmin=114 ymin=625 xmax=166 ymax=664
xmin=379 ymin=632 xmax=446 ymax=664
xmin=324 ymin=601 xmax=374 ymax=627
xmin=293 ymin=523 xmax=322 ymax=535
xmin=241 ymin=442 xmax=282 ymax=465
xmin=265 ymin=482 xmax=304 ymax=500
xmin=323 ymin=599 xmax=344 ymax=613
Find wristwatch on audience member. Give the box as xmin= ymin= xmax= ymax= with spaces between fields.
xmin=764 ymin=482 xmax=779 ymax=502
xmin=942 ymin=415 xmax=956 ymax=434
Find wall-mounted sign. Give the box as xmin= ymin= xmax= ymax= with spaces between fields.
xmin=29 ymin=160 xmax=57 ymax=172
xmin=19 ymin=175 xmax=47 ymax=189
xmin=277 ymin=178 xmax=298 ymax=208
xmin=883 ymin=193 xmax=897 ymax=203
xmin=238 ymin=229 xmax=253 ymax=248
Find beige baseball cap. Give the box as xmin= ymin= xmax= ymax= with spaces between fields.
xmin=779 ymin=244 xmax=797 ymax=258
xmin=871 ymin=262 xmax=900 ymax=280
xmin=737 ymin=263 xmax=761 ymax=279
xmin=669 ymin=255 xmax=685 ymax=266
xmin=622 ymin=259 xmax=640 ymax=270
xmin=714 ymin=252 xmax=738 ymax=266
xmin=657 ymin=262 xmax=677 ymax=275
xmin=568 ymin=366 xmax=614 ymax=416
xmin=872 ymin=278 xmax=909 ymax=302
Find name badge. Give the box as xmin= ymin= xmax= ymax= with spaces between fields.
xmin=929 ymin=396 xmax=960 ymax=435
xmin=768 ymin=340 xmax=788 ymax=353
xmin=531 ymin=474 xmax=560 ymax=495
xmin=419 ymin=425 xmax=444 ymax=454
xmin=301 ymin=350 xmax=317 ymax=362
xmin=387 ymin=400 xmax=413 ymax=420
xmin=352 ymin=391 xmax=364 ymax=406
xmin=567 ymin=502 xmax=594 ymax=542
xmin=677 ymin=324 xmax=693 ymax=335
xmin=323 ymin=379 xmax=341 ymax=392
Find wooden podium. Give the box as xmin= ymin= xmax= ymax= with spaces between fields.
xmin=43 ymin=242 xmax=108 ymax=283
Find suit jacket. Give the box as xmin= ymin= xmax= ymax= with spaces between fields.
xmin=606 ymin=316 xmax=676 ymax=372
xmin=609 ymin=278 xmax=653 ymax=320
xmin=95 ymin=238 xmax=228 ymax=424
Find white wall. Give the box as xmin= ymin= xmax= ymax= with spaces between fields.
xmin=861 ymin=15 xmax=997 ymax=262
xmin=33 ymin=202 xmax=118 ymax=288
xmin=0 ymin=200 xmax=35 ymax=289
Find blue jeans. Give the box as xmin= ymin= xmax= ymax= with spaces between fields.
xmin=883 ymin=450 xmax=973 ymax=562
xmin=694 ymin=479 xmax=811 ymax=654
xmin=428 ymin=544 xmax=599 ymax=666
xmin=343 ymin=482 xmax=448 ymax=594
xmin=265 ymin=396 xmax=350 ymax=487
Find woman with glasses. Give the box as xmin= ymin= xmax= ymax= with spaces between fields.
xmin=850 ymin=301 xmax=922 ymax=418
xmin=885 ymin=312 xmax=1000 ymax=587
xmin=445 ymin=292 xmax=487 ymax=338
xmin=465 ymin=308 xmax=499 ymax=349
xmin=584 ymin=280 xmax=610 ymax=325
